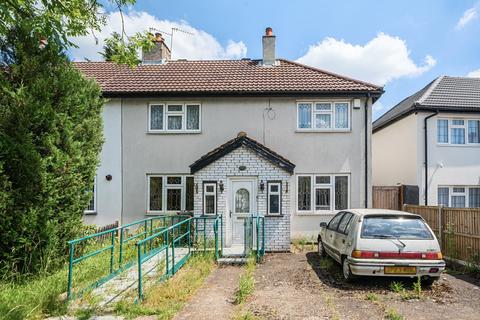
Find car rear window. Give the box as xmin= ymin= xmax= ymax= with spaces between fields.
xmin=361 ymin=215 xmax=434 ymax=239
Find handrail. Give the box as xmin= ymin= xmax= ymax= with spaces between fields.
xmin=67 ymin=214 xmax=190 ymax=300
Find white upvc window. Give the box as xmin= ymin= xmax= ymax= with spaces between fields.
xmin=203 ymin=182 xmax=217 ymax=215
xmin=85 ymin=177 xmax=97 ymax=214
xmin=437 ymin=186 xmax=480 ymax=208
xmin=267 ymin=181 xmax=282 ymax=215
xmin=147 ymin=175 xmax=194 ymax=213
xmin=148 ymin=102 xmax=201 ymax=133
xmin=437 ymin=118 xmax=480 ymax=145
xmin=296 ymin=174 xmax=350 ymax=214
xmin=297 ymin=101 xmax=350 ymax=131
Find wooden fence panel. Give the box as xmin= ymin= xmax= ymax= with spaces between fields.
xmin=373 ymin=186 xmax=401 ymax=210
xmin=403 ymin=205 xmax=480 ymax=263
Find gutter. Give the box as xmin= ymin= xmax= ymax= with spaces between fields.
xmin=423 ymin=107 xmax=439 ymax=205
xmin=365 ymin=93 xmax=371 ymax=208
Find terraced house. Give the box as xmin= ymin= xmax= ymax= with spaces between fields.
xmin=76 ymin=28 xmax=383 ymax=252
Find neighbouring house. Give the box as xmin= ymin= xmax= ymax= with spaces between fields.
xmin=75 ymin=28 xmax=383 ymax=251
xmin=373 ymin=76 xmax=480 ymax=208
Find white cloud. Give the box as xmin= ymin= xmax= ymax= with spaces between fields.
xmin=467 ymin=69 xmax=480 ymax=77
xmin=70 ymin=11 xmax=247 ymax=61
xmin=296 ymin=33 xmax=436 ymax=86
xmin=456 ymin=4 xmax=479 ymax=29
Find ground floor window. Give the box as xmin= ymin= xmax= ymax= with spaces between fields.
xmin=267 ymin=181 xmax=282 ymax=215
xmin=203 ymin=182 xmax=217 ymax=215
xmin=297 ymin=174 xmax=349 ymax=213
xmin=438 ymin=186 xmax=480 ymax=208
xmin=147 ymin=175 xmax=194 ymax=213
xmin=85 ymin=177 xmax=97 ymax=213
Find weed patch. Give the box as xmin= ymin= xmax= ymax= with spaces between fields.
xmin=115 ymin=253 xmax=215 ymax=319
xmin=234 ymin=256 xmax=256 ymax=305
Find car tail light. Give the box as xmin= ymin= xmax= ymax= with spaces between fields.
xmin=351 ymin=250 xmax=443 ymax=260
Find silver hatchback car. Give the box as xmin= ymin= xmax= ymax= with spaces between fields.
xmin=317 ymin=209 xmax=445 ymax=283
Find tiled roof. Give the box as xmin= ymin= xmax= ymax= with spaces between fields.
xmin=373 ymin=76 xmax=480 ymax=132
xmin=74 ymin=59 xmax=382 ymax=96
xmin=190 ymin=132 xmax=295 ymax=174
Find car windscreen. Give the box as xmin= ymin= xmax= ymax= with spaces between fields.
xmin=361 ymin=215 xmax=434 ymax=240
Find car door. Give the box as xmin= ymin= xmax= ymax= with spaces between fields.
xmin=333 ymin=212 xmax=354 ymax=256
xmin=324 ymin=212 xmax=345 ymax=262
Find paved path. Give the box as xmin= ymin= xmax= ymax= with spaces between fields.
xmin=174 ymin=265 xmax=243 ymax=320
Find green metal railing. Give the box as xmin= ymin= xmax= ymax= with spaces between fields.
xmin=136 ymin=215 xmax=223 ymax=301
xmin=244 ymin=214 xmax=265 ymax=262
xmin=67 ymin=215 xmax=190 ymax=300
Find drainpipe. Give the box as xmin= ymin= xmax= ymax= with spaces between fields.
xmin=364 ymin=93 xmax=371 ymax=208
xmin=424 ymin=109 xmax=439 ymax=205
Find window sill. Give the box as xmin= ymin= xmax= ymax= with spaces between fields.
xmin=265 ymin=214 xmax=284 ymax=218
xmin=436 ymin=143 xmax=480 ymax=148
xmin=295 ymin=129 xmax=351 ymax=133
xmin=147 ymin=130 xmax=201 ymax=135
xmin=84 ymin=211 xmax=97 ymax=216
xmin=296 ymin=211 xmax=336 ymax=216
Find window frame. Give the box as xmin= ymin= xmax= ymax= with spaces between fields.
xmin=296 ymin=100 xmax=351 ymax=132
xmin=267 ymin=181 xmax=282 ymax=215
xmin=146 ymin=174 xmax=194 ymax=214
xmin=296 ymin=174 xmax=350 ymax=214
xmin=437 ymin=185 xmax=480 ymax=208
xmin=202 ymin=181 xmax=217 ymax=215
xmin=84 ymin=177 xmax=97 ymax=214
xmin=148 ymin=102 xmax=201 ymax=133
xmin=437 ymin=117 xmax=480 ymax=146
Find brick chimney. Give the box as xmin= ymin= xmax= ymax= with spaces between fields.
xmin=262 ymin=27 xmax=276 ymax=66
xmin=142 ymin=33 xmax=171 ymax=64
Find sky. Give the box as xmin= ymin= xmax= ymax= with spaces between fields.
xmin=70 ymin=0 xmax=480 ymax=120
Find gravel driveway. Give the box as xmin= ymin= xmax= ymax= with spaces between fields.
xmin=242 ymin=250 xmax=480 ymax=320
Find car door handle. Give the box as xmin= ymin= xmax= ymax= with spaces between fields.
xmin=229 ymin=210 xmax=232 ymax=218
xmin=342 ymin=239 xmax=345 ymax=244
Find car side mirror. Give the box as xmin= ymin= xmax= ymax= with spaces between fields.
xmin=320 ymin=222 xmax=327 ymax=228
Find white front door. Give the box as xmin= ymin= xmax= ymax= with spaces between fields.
xmin=230 ymin=179 xmax=256 ymax=246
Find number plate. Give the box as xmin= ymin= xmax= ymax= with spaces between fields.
xmin=384 ymin=266 xmax=417 ymax=274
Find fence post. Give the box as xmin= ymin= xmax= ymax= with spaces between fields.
xmin=67 ymin=242 xmax=74 ymax=300
xmin=137 ymin=243 xmax=143 ymax=301
xmin=110 ymin=231 xmax=115 ymax=274
xmin=438 ymin=205 xmax=443 ymax=251
xmin=119 ymin=227 xmax=124 ymax=266
xmin=165 ymin=231 xmax=169 ymax=275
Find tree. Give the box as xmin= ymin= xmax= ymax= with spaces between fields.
xmin=0 ymin=29 xmax=104 ymax=274
xmin=101 ymin=31 xmax=154 ymax=66
xmin=0 ymin=0 xmax=149 ymax=275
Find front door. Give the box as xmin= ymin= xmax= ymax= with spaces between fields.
xmin=230 ymin=179 xmax=256 ymax=246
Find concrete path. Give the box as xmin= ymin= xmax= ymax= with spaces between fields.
xmin=174 ymin=265 xmax=243 ymax=320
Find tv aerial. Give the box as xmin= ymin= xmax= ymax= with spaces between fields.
xmin=150 ymin=27 xmax=194 ymax=55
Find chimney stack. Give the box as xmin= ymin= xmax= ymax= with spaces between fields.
xmin=142 ymin=32 xmax=171 ymax=64
xmin=262 ymin=27 xmax=276 ymax=66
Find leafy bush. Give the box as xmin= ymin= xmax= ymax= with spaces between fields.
xmin=0 ymin=30 xmax=104 ymax=276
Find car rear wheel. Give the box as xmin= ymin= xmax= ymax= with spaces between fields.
xmin=342 ymin=257 xmax=354 ymax=282
xmin=422 ymin=276 xmax=439 ymax=287
xmin=317 ymin=238 xmax=326 ymax=257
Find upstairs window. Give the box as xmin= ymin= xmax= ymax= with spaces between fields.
xmin=149 ymin=102 xmax=201 ymax=133
xmin=437 ymin=118 xmax=480 ymax=145
xmin=297 ymin=101 xmax=350 ymax=131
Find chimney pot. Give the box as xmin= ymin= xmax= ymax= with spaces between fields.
xmin=154 ymin=33 xmax=163 ymax=42
xmin=265 ymin=27 xmax=273 ymax=36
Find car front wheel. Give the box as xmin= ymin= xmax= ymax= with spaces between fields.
xmin=317 ymin=238 xmax=326 ymax=257
xmin=342 ymin=257 xmax=354 ymax=282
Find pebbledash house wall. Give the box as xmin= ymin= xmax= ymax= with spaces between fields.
xmin=87 ymin=96 xmax=373 ymax=239
xmin=193 ymin=146 xmax=291 ymax=251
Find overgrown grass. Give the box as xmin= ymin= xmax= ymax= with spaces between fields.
xmin=0 ymin=233 xmax=138 ymax=320
xmin=385 ymin=308 xmax=404 ymax=320
xmin=291 ymin=236 xmax=316 ymax=252
xmin=389 ymin=277 xmax=423 ymax=301
xmin=234 ymin=256 xmax=256 ymax=305
xmin=115 ymin=252 xmax=215 ymax=320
